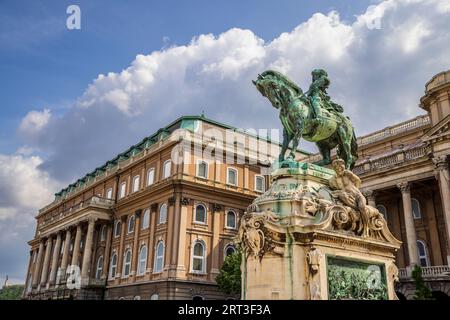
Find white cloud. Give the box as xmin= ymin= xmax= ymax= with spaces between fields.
xmin=19 ymin=108 xmax=51 ymax=135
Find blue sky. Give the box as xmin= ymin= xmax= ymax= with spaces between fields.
xmin=1 ymin=0 xmax=449 ymax=284
xmin=0 ymin=0 xmax=374 ymax=154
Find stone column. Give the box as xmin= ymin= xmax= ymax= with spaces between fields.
xmin=59 ymin=228 xmax=72 ymax=282
xmin=433 ymin=156 xmax=450 ymax=265
xmin=48 ymin=232 xmax=62 ymax=286
xmin=211 ymin=204 xmax=222 ymax=279
xmin=32 ymin=240 xmax=45 ymax=288
xmin=175 ymin=198 xmax=188 ymax=277
xmin=165 ymin=197 xmax=175 ymax=271
xmin=364 ymin=190 xmax=376 ymax=207
xmin=131 ymin=210 xmax=142 ymax=278
xmin=40 ymin=237 xmax=53 ymax=288
xmin=148 ymin=203 xmax=158 ymax=272
xmin=116 ymin=216 xmax=127 ymax=279
xmin=81 ymin=217 xmax=96 ymax=281
xmin=101 ymin=222 xmax=113 ymax=279
xmin=71 ymin=224 xmax=83 ymax=268
xmin=397 ymin=182 xmax=419 ymax=266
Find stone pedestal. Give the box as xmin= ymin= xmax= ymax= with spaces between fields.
xmin=239 ymin=162 xmax=402 ymax=300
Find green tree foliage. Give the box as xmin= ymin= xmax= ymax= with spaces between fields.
xmin=412 ymin=265 xmax=433 ymax=300
xmin=216 ymin=250 xmax=241 ymax=296
xmin=0 ymin=285 xmax=25 ymax=300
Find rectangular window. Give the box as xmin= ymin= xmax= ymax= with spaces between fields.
xmin=227 ymin=168 xmax=237 ymax=186
xmin=147 ymin=168 xmax=155 ymax=186
xmin=255 ymin=175 xmax=265 ymax=192
xmin=197 ymin=161 xmax=208 ymax=179
xmin=163 ymin=160 xmax=171 ymax=179
xmin=133 ymin=175 xmax=140 ymax=192
xmin=106 ymin=188 xmax=113 ymax=199
xmin=119 ymin=182 xmax=126 ymax=199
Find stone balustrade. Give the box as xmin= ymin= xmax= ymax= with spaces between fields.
xmin=353 ymin=145 xmax=428 ymax=175
xmin=357 ymin=115 xmax=430 ymax=146
xmin=398 ymin=265 xmax=450 ymax=280
xmin=39 ymin=196 xmax=114 ymax=229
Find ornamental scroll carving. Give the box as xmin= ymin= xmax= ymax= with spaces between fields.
xmin=237 ymin=212 xmax=281 ymax=260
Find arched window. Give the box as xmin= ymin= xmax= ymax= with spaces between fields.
xmin=197 ymin=160 xmax=208 ymax=179
xmin=133 ymin=296 xmax=141 ymax=300
xmin=137 ymin=245 xmax=148 ymax=275
xmin=100 ymin=225 xmax=107 ymax=242
xmin=224 ymin=244 xmax=236 ymax=257
xmin=127 ymin=215 xmax=135 ymax=234
xmin=133 ymin=175 xmax=140 ymax=193
xmin=412 ymin=198 xmax=421 ymax=219
xmin=119 ymin=182 xmax=126 ymax=199
xmin=163 ymin=160 xmax=171 ymax=179
xmin=123 ymin=249 xmax=132 ymax=277
xmin=142 ymin=209 xmax=150 ymax=230
xmin=147 ymin=168 xmax=155 ymax=186
xmin=106 ymin=188 xmax=113 ymax=199
xmin=226 ymin=210 xmax=237 ymax=229
xmin=417 ymin=240 xmax=429 ymax=267
xmin=159 ymin=203 xmax=167 ymax=224
xmin=191 ymin=241 xmax=206 ymax=273
xmin=194 ymin=204 xmax=207 ymax=224
xmin=154 ymin=241 xmax=165 ymax=273
xmin=114 ymin=220 xmax=121 ymax=238
xmin=255 ymin=175 xmax=265 ymax=192
xmin=95 ymin=256 xmax=104 ymax=279
xmin=376 ymin=205 xmax=388 ymax=219
xmin=192 ymin=295 xmax=204 ymax=301
xmin=109 ymin=252 xmax=118 ymax=278
xmin=227 ymin=168 xmax=238 ymax=186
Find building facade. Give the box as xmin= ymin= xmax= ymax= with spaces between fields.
xmin=23 ymin=116 xmax=305 ymax=300
xmin=24 ymin=71 xmax=450 ymax=300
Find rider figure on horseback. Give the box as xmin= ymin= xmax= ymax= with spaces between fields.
xmin=307 ymin=69 xmax=343 ymax=118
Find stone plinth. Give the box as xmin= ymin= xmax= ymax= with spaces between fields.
xmin=239 ymin=162 xmax=402 ymax=300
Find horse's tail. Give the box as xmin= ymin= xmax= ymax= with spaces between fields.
xmin=350 ymin=130 xmax=358 ymax=169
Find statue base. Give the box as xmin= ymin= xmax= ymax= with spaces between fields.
xmin=239 ymin=162 xmax=401 ymax=300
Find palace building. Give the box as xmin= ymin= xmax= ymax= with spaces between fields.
xmin=23 ymin=70 xmax=450 ymax=300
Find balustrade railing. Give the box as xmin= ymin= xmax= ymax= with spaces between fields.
xmin=398 ymin=265 xmax=450 ymax=279
xmin=357 ymin=115 xmax=430 ymax=146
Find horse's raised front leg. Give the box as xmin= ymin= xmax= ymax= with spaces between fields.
xmin=279 ymin=128 xmax=290 ymax=163
xmin=314 ymin=141 xmax=332 ymax=167
xmin=337 ymin=126 xmax=353 ymax=169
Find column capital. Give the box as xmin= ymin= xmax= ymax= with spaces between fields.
xmin=397 ymin=182 xmax=410 ymax=193
xmin=168 ymin=196 xmax=176 ymax=206
xmin=150 ymin=203 xmax=159 ymax=212
xmin=87 ymin=216 xmax=98 ymax=224
xmin=211 ymin=203 xmax=223 ymax=212
xmin=134 ymin=209 xmax=142 ymax=218
xmin=181 ymin=197 xmax=191 ymax=206
xmin=433 ymin=155 xmax=448 ymax=172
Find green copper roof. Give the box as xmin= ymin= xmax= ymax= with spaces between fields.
xmin=54 ymin=114 xmax=311 ymax=197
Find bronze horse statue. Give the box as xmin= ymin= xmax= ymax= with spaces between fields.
xmin=253 ymin=70 xmax=358 ymax=169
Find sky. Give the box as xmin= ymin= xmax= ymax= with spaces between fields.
xmin=0 ymin=0 xmax=449 ymax=284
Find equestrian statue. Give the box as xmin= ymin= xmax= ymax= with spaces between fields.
xmin=253 ymin=69 xmax=358 ymax=169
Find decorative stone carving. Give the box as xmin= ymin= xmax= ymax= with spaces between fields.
xmin=168 ymin=197 xmax=176 ymax=206
xmin=211 ymin=203 xmax=223 ymax=212
xmin=180 ymin=197 xmax=191 ymax=206
xmin=306 ymin=247 xmax=322 ymax=273
xmin=237 ymin=212 xmax=281 ymax=260
xmin=397 ymin=182 xmax=410 ymax=193
xmin=241 ymin=159 xmax=401 ymax=300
